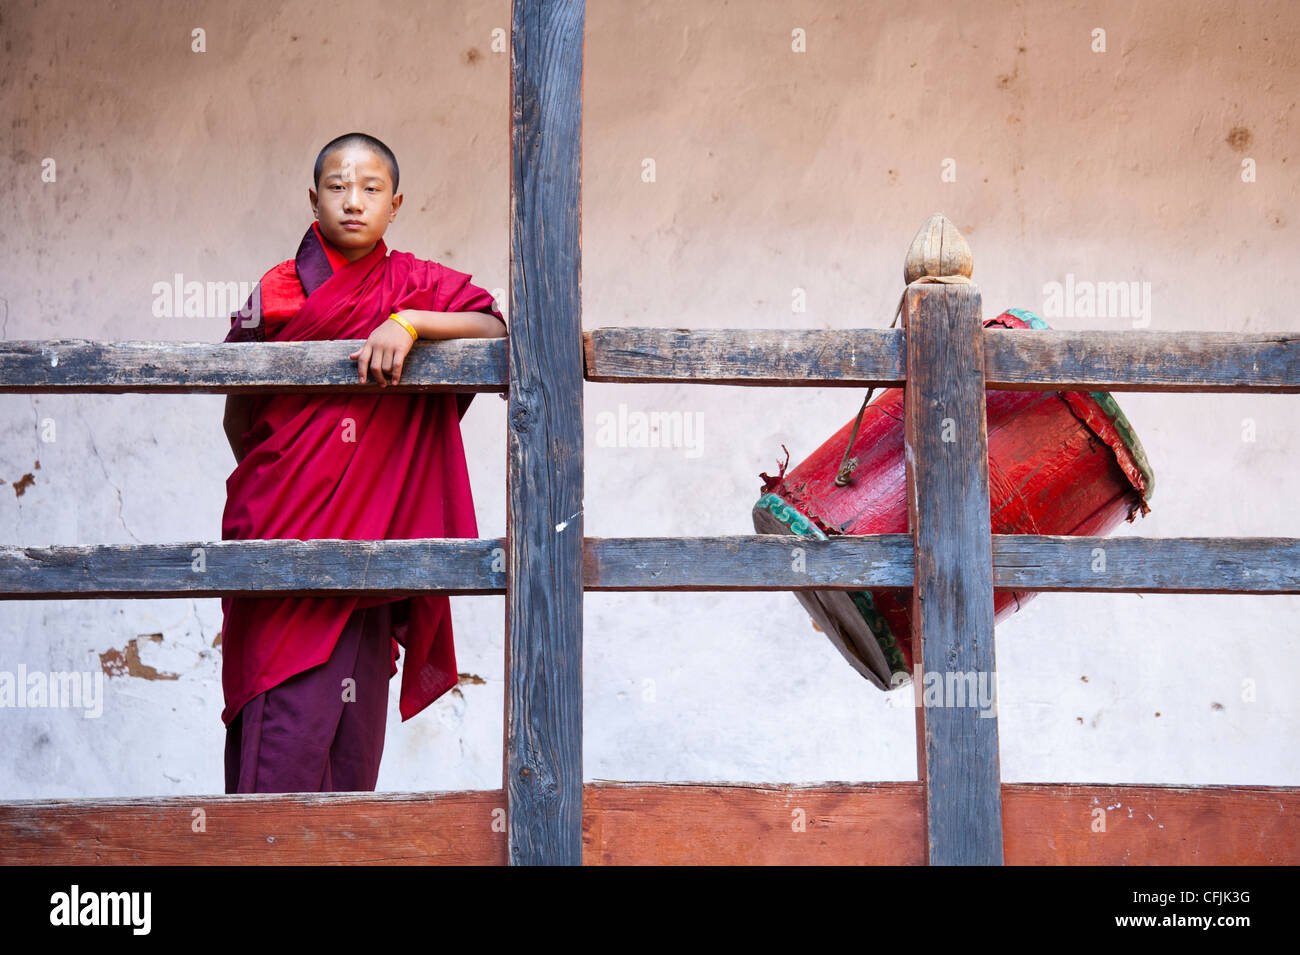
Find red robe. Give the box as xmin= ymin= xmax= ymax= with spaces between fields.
xmin=220 ymin=222 xmax=504 ymax=726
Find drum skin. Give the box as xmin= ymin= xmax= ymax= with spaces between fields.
xmin=754 ymin=308 xmax=1153 ymax=687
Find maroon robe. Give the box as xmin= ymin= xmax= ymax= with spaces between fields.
xmin=225 ymin=600 xmax=395 ymax=792
xmin=220 ymin=222 xmax=505 ymax=735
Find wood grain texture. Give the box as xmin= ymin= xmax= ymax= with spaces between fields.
xmin=983 ymin=329 xmax=1300 ymax=393
xmin=1000 ymin=783 xmax=1300 ymax=865
xmin=0 ymin=539 xmax=507 ymax=598
xmin=506 ymin=0 xmax=586 ymax=867
xmin=904 ymin=213 xmax=974 ymax=284
xmin=903 ymin=282 xmax=1004 ymax=865
xmin=583 ymin=781 xmax=924 ymax=865
xmin=0 ymin=791 xmax=505 ymax=865
xmin=6 ymin=535 xmax=1295 ymax=599
xmin=582 ymin=327 xmax=1299 ymax=392
xmin=3 ymin=783 xmax=1295 ymax=865
xmin=2 ymin=329 xmax=1292 ymax=394
xmin=0 ymin=339 xmax=507 ymax=393
xmin=584 ymin=534 xmax=914 ymax=592
xmin=583 ymin=327 xmax=906 ymax=386
xmin=991 ymin=535 xmax=1300 ymax=593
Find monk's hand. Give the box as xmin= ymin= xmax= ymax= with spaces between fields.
xmin=349 ymin=317 xmax=416 ymax=387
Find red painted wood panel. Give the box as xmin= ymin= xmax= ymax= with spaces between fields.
xmin=2 ymin=783 xmax=1295 ymax=865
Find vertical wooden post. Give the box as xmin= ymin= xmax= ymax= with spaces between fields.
xmin=506 ymin=0 xmax=586 ymax=865
xmin=902 ymin=216 xmax=1004 ymax=865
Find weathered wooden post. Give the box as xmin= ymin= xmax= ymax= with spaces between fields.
xmin=506 ymin=0 xmax=586 ymax=865
xmin=901 ymin=214 xmax=1004 ymax=865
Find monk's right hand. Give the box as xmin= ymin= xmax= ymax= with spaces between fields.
xmin=349 ymin=319 xmax=415 ymax=387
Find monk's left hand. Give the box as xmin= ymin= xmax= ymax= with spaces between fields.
xmin=349 ymin=317 xmax=416 ymax=387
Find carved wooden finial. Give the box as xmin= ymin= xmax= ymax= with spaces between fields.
xmin=904 ymin=213 xmax=973 ymax=284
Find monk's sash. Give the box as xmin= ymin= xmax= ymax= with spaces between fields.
xmin=220 ymin=222 xmax=504 ymax=726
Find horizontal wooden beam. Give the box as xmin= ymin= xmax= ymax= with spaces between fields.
xmin=584 ymin=328 xmax=1298 ymax=392
xmin=0 ymin=539 xmax=507 ymax=598
xmin=3 ymin=536 xmax=1298 ymax=598
xmin=0 ymin=339 xmax=508 ymax=393
xmin=994 ymin=535 xmax=1300 ymax=593
xmin=983 ymin=329 xmax=1300 ymax=393
xmin=589 ymin=781 xmax=1300 ymax=866
xmin=2 ymin=330 xmax=1294 ymax=393
xmin=1 ymin=781 xmax=1295 ymax=865
xmin=583 ymin=534 xmax=914 ymax=590
xmin=0 ymin=536 xmax=912 ymax=598
xmin=0 ymin=790 xmax=505 ymax=865
xmin=583 ymin=327 xmax=907 ymax=386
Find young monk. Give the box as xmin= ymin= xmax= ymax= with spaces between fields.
xmin=219 ymin=132 xmax=506 ymax=794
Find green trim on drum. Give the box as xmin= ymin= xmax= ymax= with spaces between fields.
xmin=754 ymin=492 xmax=910 ymax=680
xmin=1002 ymin=307 xmax=1155 ymax=500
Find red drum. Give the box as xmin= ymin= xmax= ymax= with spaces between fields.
xmin=752 ymin=308 xmax=1154 ymax=690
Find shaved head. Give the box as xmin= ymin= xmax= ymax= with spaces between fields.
xmin=314 ymin=132 xmax=399 ymax=193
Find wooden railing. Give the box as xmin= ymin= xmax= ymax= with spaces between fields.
xmin=1 ymin=0 xmax=1298 ymax=865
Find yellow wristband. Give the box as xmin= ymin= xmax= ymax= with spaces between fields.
xmin=389 ymin=312 xmax=418 ymax=341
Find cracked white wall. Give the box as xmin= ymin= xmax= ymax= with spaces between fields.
xmin=1 ymin=0 xmax=1298 ymax=798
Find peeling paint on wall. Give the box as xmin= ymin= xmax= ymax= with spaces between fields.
xmin=9 ymin=460 xmax=39 ymax=496
xmin=98 ymin=634 xmax=180 ymax=681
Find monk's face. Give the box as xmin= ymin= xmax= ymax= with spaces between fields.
xmin=309 ymin=145 xmax=403 ymax=261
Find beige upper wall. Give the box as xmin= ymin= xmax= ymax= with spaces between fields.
xmin=3 ymin=1 xmax=1295 ymax=334
xmin=3 ymin=1 xmax=510 ymax=340
xmin=585 ymin=0 xmax=1296 ymax=331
